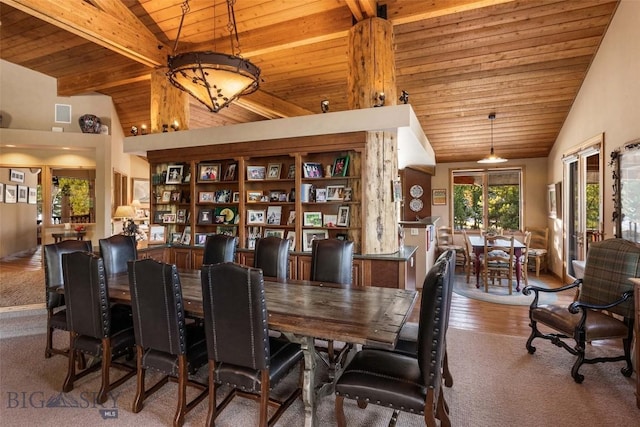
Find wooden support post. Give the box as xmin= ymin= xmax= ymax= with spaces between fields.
xmin=150 ymin=68 xmax=190 ymax=133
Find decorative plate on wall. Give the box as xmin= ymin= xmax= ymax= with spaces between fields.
xmin=409 ymin=184 xmax=424 ymax=198
xmin=409 ymin=198 xmax=424 ymax=212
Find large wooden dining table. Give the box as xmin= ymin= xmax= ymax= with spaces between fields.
xmin=105 ymin=269 xmax=418 ymax=427
xmin=468 ymin=235 xmax=526 ymax=291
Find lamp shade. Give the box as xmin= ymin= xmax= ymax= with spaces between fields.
xmin=113 ymin=205 xmax=136 ymax=219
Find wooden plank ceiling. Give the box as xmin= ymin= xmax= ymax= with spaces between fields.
xmin=0 ymin=0 xmax=619 ymax=163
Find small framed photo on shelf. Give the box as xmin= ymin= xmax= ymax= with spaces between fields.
xmin=162 ymin=213 xmax=176 ymax=224
xmin=247 ymin=165 xmax=266 ymax=180
xmin=287 ymin=164 xmax=296 ymax=179
xmin=171 ymin=191 xmax=181 ymax=202
xmin=303 ymin=162 xmax=323 ymax=178
xmin=149 ymin=226 xmax=166 ymax=244
xmin=171 ymin=232 xmax=183 ymax=244
xmin=215 ymin=207 xmax=237 ymax=224
xmin=194 ymin=233 xmax=208 ymax=247
xmin=176 ymin=209 xmax=187 ymax=224
xmin=198 ymin=208 xmax=213 ymax=225
xmin=343 ymin=187 xmax=352 ymax=201
xmin=247 ymin=209 xmax=266 ymax=225
xmin=215 ymin=189 xmax=232 ymax=203
xmin=180 ymin=226 xmax=192 ymax=245
xmin=198 ymin=163 xmax=221 ymax=182
xmin=198 ymin=191 xmax=215 ymax=203
xmin=267 ymin=163 xmax=281 ymax=179
xmin=285 ymin=230 xmax=296 ymax=251
xmin=246 ymin=190 xmax=262 ymax=203
xmin=216 ymin=226 xmax=237 ymax=236
xmin=232 ymin=192 xmax=240 ymax=203
xmin=266 ymin=206 xmax=282 ymax=225
xmin=153 ymin=210 xmax=170 ymax=224
xmin=166 ymin=165 xmax=183 ymax=184
xmin=287 ymin=210 xmax=296 ymax=225
xmin=337 ymin=206 xmax=350 ymax=227
xmin=323 ymin=214 xmax=338 ymax=227
xmin=332 ymin=155 xmax=349 ymax=177
xmin=302 ymin=229 xmax=328 ymax=252
xmin=326 ymin=185 xmax=345 ymax=201
xmin=264 ymin=228 xmax=285 ymax=238
xmin=303 ymin=211 xmax=323 ymax=227
xmin=223 ymin=162 xmax=237 ymax=181
xmin=161 ymin=190 xmax=172 ymax=203
xmin=315 ymin=188 xmax=327 ymax=202
xmin=269 ymin=189 xmax=286 ymax=202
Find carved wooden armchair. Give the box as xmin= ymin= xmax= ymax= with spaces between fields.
xmin=522 ymin=238 xmax=639 ymax=383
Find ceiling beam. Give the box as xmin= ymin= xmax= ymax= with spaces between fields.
xmin=344 ymin=0 xmax=377 ymax=21
xmin=235 ymin=90 xmax=314 ymax=119
xmin=2 ymin=0 xmax=168 ymax=67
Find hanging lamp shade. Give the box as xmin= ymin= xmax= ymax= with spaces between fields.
xmin=478 ymin=113 xmax=507 ymax=164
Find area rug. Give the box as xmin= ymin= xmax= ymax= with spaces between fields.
xmin=0 ymin=269 xmax=45 ymax=307
xmin=453 ymin=272 xmax=557 ymax=306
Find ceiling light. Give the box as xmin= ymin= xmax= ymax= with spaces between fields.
xmin=477 ymin=113 xmax=507 ymax=164
xmin=167 ymin=0 xmax=260 ymax=113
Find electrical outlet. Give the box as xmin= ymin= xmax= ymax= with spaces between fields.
xmin=411 ymin=228 xmax=419 ymax=236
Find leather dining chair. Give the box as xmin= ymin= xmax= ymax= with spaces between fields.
xmin=253 ymin=236 xmax=290 ymax=279
xmin=99 ymin=234 xmax=137 ymax=276
xmin=202 ymin=234 xmax=237 ymax=265
xmin=43 ymin=239 xmax=93 ymax=359
xmin=335 ymin=257 xmax=453 ymax=427
xmin=61 ymin=251 xmax=136 ymax=403
xmin=127 ymin=259 xmax=208 ymax=427
xmin=200 ymin=262 xmax=303 ymax=427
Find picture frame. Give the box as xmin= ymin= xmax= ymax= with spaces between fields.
xmin=267 ymin=163 xmax=282 ymax=180
xmin=132 ymin=178 xmax=150 ymax=204
xmin=269 ymin=189 xmax=286 ymax=202
xmin=303 ymin=162 xmax=323 ymax=178
xmin=216 ymin=226 xmax=237 ymax=236
xmin=215 ymin=189 xmax=232 ymax=203
xmin=198 ymin=191 xmax=215 ymax=203
xmin=198 ymin=208 xmax=213 ymax=225
xmin=153 ymin=210 xmax=170 ymax=224
xmin=323 ymin=214 xmax=338 ymax=227
xmin=161 ymin=190 xmax=172 ymax=203
xmin=166 ymin=165 xmax=183 ymax=184
xmin=548 ymin=183 xmax=561 ymax=219
xmin=432 ymin=188 xmax=447 ymax=205
xmin=194 ymin=233 xmax=208 ymax=247
xmin=149 ymin=226 xmax=166 ymax=244
xmin=315 ymin=188 xmax=327 ymax=202
xmin=198 ymin=163 xmax=221 ymax=182
xmin=246 ymin=190 xmax=263 ymax=203
xmin=332 ymin=155 xmax=349 ymax=177
xmin=223 ymin=162 xmax=238 ymax=181
xmin=176 ymin=208 xmax=187 ymax=224
xmin=264 ymin=228 xmax=285 ymax=238
xmin=171 ymin=191 xmax=181 ymax=202
xmin=9 ymin=169 xmax=25 ymax=183
xmin=17 ymin=185 xmax=28 ymax=203
xmin=180 ymin=226 xmax=192 ymax=245
xmin=392 ymin=179 xmax=402 ymax=202
xmin=0 ymin=183 xmax=4 ymax=203
xmin=337 ymin=206 xmax=350 ymax=227
xmin=171 ymin=232 xmax=183 ymax=244
xmin=287 ymin=210 xmax=296 ymax=225
xmin=247 ymin=209 xmax=266 ymax=225
xmin=215 ymin=206 xmax=237 ymax=224
xmin=302 ymin=229 xmax=328 ymax=252
xmin=247 ymin=165 xmax=266 ymax=180
xmin=266 ymin=205 xmax=282 ymax=225
xmin=5 ymin=184 xmax=17 ymax=203
xmin=287 ymin=164 xmax=296 ymax=179
xmin=232 ymin=191 xmax=240 ymax=203
xmin=343 ymin=187 xmax=352 ymax=202
xmin=326 ymin=185 xmax=345 ymax=201
xmin=303 ymin=211 xmax=322 ymax=227
xmin=162 ymin=213 xmax=176 ymax=224
xmin=285 ymin=230 xmax=296 ymax=251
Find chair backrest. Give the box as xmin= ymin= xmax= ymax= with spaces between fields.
xmin=521 ymin=231 xmax=532 ymax=264
xmin=483 ymin=234 xmax=514 ymax=266
xmin=434 ymin=249 xmax=456 ymax=330
xmin=437 ymin=226 xmax=454 ymax=246
xmin=580 ymin=238 xmax=640 ymax=319
xmin=62 ymin=251 xmax=110 ymax=339
xmin=202 ymin=234 xmax=237 ymax=265
xmin=310 ymin=238 xmax=354 ymax=285
xmin=200 ymin=263 xmax=269 ymax=370
xmin=99 ymin=234 xmax=137 ymax=276
xmin=254 ymin=236 xmax=290 ymax=279
xmin=526 ymin=227 xmax=548 ymax=251
xmin=416 ymin=258 xmax=451 ymax=389
xmin=127 ymin=259 xmax=187 ymax=355
xmin=44 ymin=239 xmax=93 ymax=309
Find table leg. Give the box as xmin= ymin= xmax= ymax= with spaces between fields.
xmin=283 ymin=334 xmax=319 ymax=427
xmin=515 ymin=248 xmax=522 ymax=292
xmin=474 ymin=248 xmax=482 ymax=288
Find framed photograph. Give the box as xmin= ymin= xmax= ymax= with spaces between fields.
xmin=153 ymin=210 xmax=170 ymax=224
xmin=166 ymin=165 xmax=183 ymax=184
xmin=269 ymin=190 xmax=286 ymax=202
xmin=162 ymin=213 xmax=176 ymax=224
xmin=198 ymin=163 xmax=221 ymax=182
xmin=194 ymin=233 xmax=208 ymax=246
xmin=323 ymin=214 xmax=338 ymax=227
xmin=315 ymin=188 xmax=327 ymax=202
xmin=171 ymin=191 xmax=181 ymax=202
xmin=5 ymin=185 xmax=17 ymax=203
xmin=392 ymin=179 xmax=402 ymax=202
xmin=216 ymin=226 xmax=237 ymax=236
xmin=132 ymin=178 xmax=150 ymax=204
xmin=337 ymin=206 xmax=350 ymax=227
xmin=326 ymin=185 xmax=345 ymax=201
xmin=180 ymin=226 xmax=192 ymax=245
xmin=232 ymin=191 xmax=240 ymax=203
xmin=343 ymin=187 xmax=352 ymax=201
xmin=332 ymin=155 xmax=349 ymax=177
xmin=176 ymin=209 xmax=187 ymax=224
xmin=302 ymin=229 xmax=328 ymax=252
xmin=287 ymin=210 xmax=296 ymax=225
xmin=247 ymin=209 xmax=266 ymax=225
xmin=161 ymin=190 xmax=172 ymax=203
xmin=267 ymin=163 xmax=282 ymax=180
xmin=215 ymin=189 xmax=231 ymax=203
xmin=171 ymin=232 xmax=183 ymax=244
xmin=266 ymin=205 xmax=282 ymax=225
xmin=149 ymin=226 xmax=166 ymax=244
xmin=215 ymin=206 xmax=237 ymax=224
xmin=285 ymin=230 xmax=296 ymax=251
xmin=199 ymin=191 xmax=215 ymax=203
xmin=247 ymin=165 xmax=266 ymax=180
xmin=303 ymin=211 xmax=322 ymax=227
xmin=548 ymin=183 xmax=561 ymax=219
xmin=223 ymin=162 xmax=238 ymax=181
xmin=0 ymin=183 xmax=3 ymax=203
xmin=264 ymin=228 xmax=285 ymax=238
xmin=432 ymin=188 xmax=447 ymax=205
xmin=303 ymin=162 xmax=323 ymax=178
xmin=246 ymin=190 xmax=263 ymax=203
xmin=198 ymin=208 xmax=213 ymax=225
xmin=17 ymin=185 xmax=28 ymax=203
xmin=287 ymin=164 xmax=296 ymax=179
xmin=9 ymin=169 xmax=25 ymax=183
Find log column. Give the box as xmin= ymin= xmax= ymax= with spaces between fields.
xmin=150 ymin=68 xmax=190 ymax=133
xmin=348 ymin=17 xmax=398 ymax=255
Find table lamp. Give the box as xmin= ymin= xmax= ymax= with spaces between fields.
xmin=113 ymin=205 xmax=137 ymax=236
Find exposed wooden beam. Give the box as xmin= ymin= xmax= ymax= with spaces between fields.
xmin=345 ymin=0 xmax=377 ymax=21
xmin=386 ymin=0 xmax=517 ymax=26
xmin=2 ymin=0 xmax=168 ymax=67
xmin=235 ymin=90 xmax=314 ymax=119
xmin=57 ymin=65 xmax=150 ymax=96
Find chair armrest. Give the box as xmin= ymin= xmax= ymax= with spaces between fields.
xmin=522 ymin=279 xmax=580 ymax=296
xmin=569 ymin=290 xmax=634 ymax=314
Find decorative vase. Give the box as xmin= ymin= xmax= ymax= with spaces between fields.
xmin=79 ymin=114 xmax=102 ymax=133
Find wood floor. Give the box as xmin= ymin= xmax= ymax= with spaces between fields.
xmin=0 ymin=247 xmax=569 ymax=338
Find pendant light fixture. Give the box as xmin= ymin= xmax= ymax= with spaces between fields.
xmin=477 ymin=113 xmax=507 ymax=164
xmin=167 ymin=0 xmax=261 ymax=113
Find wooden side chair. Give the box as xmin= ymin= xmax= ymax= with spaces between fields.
xmin=437 ymin=226 xmax=466 ymax=270
xmin=519 ymin=231 xmax=532 ymax=287
xmin=523 ymin=238 xmax=639 ymax=383
xmin=526 ymin=227 xmax=548 ymax=276
xmin=200 ymin=263 xmax=303 ymax=426
xmin=127 ymin=259 xmax=208 ymax=427
xmin=481 ymin=234 xmax=515 ymax=294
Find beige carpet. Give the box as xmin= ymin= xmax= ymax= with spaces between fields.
xmin=453 ymin=272 xmax=557 ymax=306
xmin=0 ymin=318 xmax=637 ymax=426
xmin=0 ymin=269 xmax=45 ymax=307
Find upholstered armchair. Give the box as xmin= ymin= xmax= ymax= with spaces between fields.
xmin=522 ymin=238 xmax=640 ymax=383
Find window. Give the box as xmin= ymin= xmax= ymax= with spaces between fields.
xmin=452 ymin=168 xmax=522 ymax=232
xmin=50 ymin=169 xmax=95 ymax=224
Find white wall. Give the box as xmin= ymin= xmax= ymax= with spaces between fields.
xmin=546 ymin=0 xmax=640 ymax=277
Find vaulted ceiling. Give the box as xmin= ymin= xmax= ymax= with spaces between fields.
xmin=0 ymin=0 xmax=619 ymax=163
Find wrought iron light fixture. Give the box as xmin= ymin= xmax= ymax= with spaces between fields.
xmin=167 ymin=0 xmax=260 ymax=113
xmin=477 ymin=113 xmax=507 ymax=164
